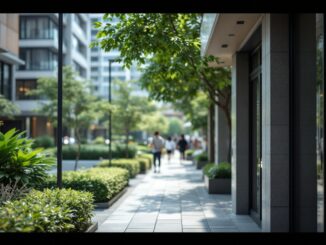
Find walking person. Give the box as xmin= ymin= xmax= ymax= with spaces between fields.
xmin=177 ymin=134 xmax=188 ymax=164
xmin=165 ymin=136 xmax=175 ymax=163
xmin=150 ymin=131 xmax=165 ymax=173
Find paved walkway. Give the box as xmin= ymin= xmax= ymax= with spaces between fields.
xmin=96 ymin=154 xmax=261 ymax=233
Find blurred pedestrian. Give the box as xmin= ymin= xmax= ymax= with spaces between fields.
xmin=165 ymin=136 xmax=176 ymax=163
xmin=177 ymin=134 xmax=188 ymax=163
xmin=149 ymin=131 xmax=165 ymax=173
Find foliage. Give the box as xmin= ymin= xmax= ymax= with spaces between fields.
xmin=0 ymin=95 xmax=20 ymax=119
xmin=0 ymin=180 xmax=31 ymax=205
xmin=0 ymin=128 xmax=54 ymax=187
xmin=136 ymin=157 xmax=152 ymax=172
xmin=203 ymin=163 xmax=215 ymax=176
xmin=139 ymin=111 xmax=169 ymax=136
xmin=92 ymin=136 xmax=105 ymax=144
xmin=206 ymin=162 xmax=231 ymax=179
xmin=97 ymin=158 xmax=140 ymax=178
xmin=36 ymin=168 xmax=129 ymax=203
xmin=91 ymin=14 xmax=231 ymax=129
xmin=167 ymin=117 xmax=184 ymax=136
xmin=111 ymin=79 xmax=156 ymax=157
xmin=137 ymin=153 xmax=152 ymax=166
xmin=185 ymin=149 xmax=195 ymax=156
xmin=174 ymin=91 xmax=209 ymax=131
xmin=195 ymin=152 xmax=208 ymax=162
xmin=61 ymin=143 xmax=137 ymax=160
xmin=32 ymin=135 xmax=54 ymax=149
xmin=28 ymin=66 xmax=113 ymax=170
xmin=0 ymin=188 xmax=94 ymax=232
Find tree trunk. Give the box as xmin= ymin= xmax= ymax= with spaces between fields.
xmin=74 ymin=128 xmax=81 ymax=171
xmin=220 ymin=104 xmax=231 ymax=163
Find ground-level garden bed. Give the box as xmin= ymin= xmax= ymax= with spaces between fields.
xmin=36 ymin=168 xmax=129 ymax=203
xmin=0 ymin=188 xmax=94 ymax=232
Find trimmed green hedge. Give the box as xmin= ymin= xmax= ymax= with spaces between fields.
xmin=203 ymin=162 xmax=231 ymax=179
xmin=61 ymin=144 xmax=137 ymax=160
xmin=97 ymin=159 xmax=140 ymax=178
xmin=0 ymin=188 xmax=93 ymax=232
xmin=136 ymin=157 xmax=151 ymax=172
xmin=36 ymin=168 xmax=129 ymax=203
xmin=137 ymin=153 xmax=152 ymax=166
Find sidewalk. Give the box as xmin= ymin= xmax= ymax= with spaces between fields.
xmin=96 ymin=154 xmax=261 ymax=232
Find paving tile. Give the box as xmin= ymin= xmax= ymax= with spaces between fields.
xmin=183 ymin=228 xmax=211 ymax=232
xmin=125 ymin=228 xmax=154 ymax=232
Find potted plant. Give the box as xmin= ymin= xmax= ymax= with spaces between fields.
xmin=203 ymin=162 xmax=231 ymax=194
xmin=185 ymin=149 xmax=195 ymax=161
xmin=194 ymin=152 xmax=208 ymax=169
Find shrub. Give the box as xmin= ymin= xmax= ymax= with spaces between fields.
xmin=0 ymin=128 xmax=55 ymax=187
xmin=0 ymin=188 xmax=94 ymax=232
xmin=0 ymin=180 xmax=31 ymax=205
xmin=203 ymin=163 xmax=215 ymax=176
xmin=36 ymin=168 xmax=129 ymax=203
xmin=61 ymin=143 xmax=137 ymax=160
xmin=136 ymin=157 xmax=151 ymax=172
xmin=195 ymin=152 xmax=208 ymax=162
xmin=93 ymin=136 xmax=105 ymax=144
xmin=97 ymin=159 xmax=140 ymax=178
xmin=137 ymin=153 xmax=152 ymax=167
xmin=185 ymin=149 xmax=195 ymax=157
xmin=136 ymin=144 xmax=151 ymax=154
xmin=32 ymin=135 xmax=54 ymax=148
xmin=207 ymin=162 xmax=231 ymax=179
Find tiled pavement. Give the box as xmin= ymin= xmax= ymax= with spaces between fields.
xmin=96 ymin=155 xmax=261 ymax=233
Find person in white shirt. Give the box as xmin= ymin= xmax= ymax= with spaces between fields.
xmin=165 ymin=136 xmax=175 ymax=163
xmin=149 ymin=131 xmax=165 ymax=173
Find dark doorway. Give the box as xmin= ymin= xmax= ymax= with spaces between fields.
xmin=249 ymin=44 xmax=262 ymax=226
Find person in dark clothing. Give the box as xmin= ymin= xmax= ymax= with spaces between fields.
xmin=177 ymin=134 xmax=188 ymax=163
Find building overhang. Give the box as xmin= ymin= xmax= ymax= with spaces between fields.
xmin=0 ymin=49 xmax=25 ymax=65
xmin=201 ymin=13 xmax=263 ymax=66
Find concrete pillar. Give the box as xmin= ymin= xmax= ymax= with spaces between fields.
xmin=293 ymin=14 xmax=317 ymax=232
xmin=207 ymin=104 xmax=215 ymax=163
xmin=261 ymin=13 xmax=290 ymax=232
xmin=231 ymin=52 xmax=250 ymax=214
xmin=214 ymin=104 xmax=229 ymax=164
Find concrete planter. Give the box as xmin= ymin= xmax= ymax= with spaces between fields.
xmin=94 ymin=187 xmax=127 ymax=209
xmin=186 ymin=155 xmax=193 ymax=161
xmin=196 ymin=160 xmax=208 ymax=169
xmin=204 ymin=175 xmax=231 ymax=194
xmin=86 ymin=222 xmax=98 ymax=232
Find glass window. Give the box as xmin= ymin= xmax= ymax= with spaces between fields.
xmin=91 ymin=57 xmax=98 ymax=62
xmin=316 ymin=13 xmax=324 ymax=233
xmin=0 ymin=62 xmax=12 ymax=100
xmin=16 ymin=80 xmax=38 ymax=100
xmin=73 ymin=61 xmax=86 ymax=78
xmin=91 ymin=67 xmax=98 ymax=72
xmin=19 ymin=48 xmax=58 ymax=71
xmin=20 ymin=16 xmax=57 ymax=39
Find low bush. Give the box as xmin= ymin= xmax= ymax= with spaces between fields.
xmin=136 ymin=157 xmax=151 ymax=172
xmin=0 ymin=188 xmax=93 ymax=232
xmin=92 ymin=136 xmax=105 ymax=145
xmin=136 ymin=144 xmax=151 ymax=154
xmin=32 ymin=135 xmax=54 ymax=149
xmin=205 ymin=162 xmax=231 ymax=179
xmin=36 ymin=168 xmax=129 ymax=203
xmin=97 ymin=159 xmax=140 ymax=178
xmin=185 ymin=149 xmax=195 ymax=157
xmin=195 ymin=152 xmax=208 ymax=162
xmin=137 ymin=153 xmax=152 ymax=167
xmin=61 ymin=143 xmax=137 ymax=160
xmin=203 ymin=163 xmax=216 ymax=176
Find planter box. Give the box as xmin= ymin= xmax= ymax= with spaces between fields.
xmin=196 ymin=160 xmax=208 ymax=169
xmin=94 ymin=187 xmax=128 ymax=209
xmin=86 ymin=222 xmax=98 ymax=232
xmin=204 ymin=175 xmax=231 ymax=194
xmin=186 ymin=155 xmax=193 ymax=161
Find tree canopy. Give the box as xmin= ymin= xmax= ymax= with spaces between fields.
xmin=91 ymin=14 xmax=232 ymax=129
